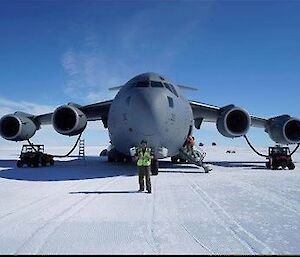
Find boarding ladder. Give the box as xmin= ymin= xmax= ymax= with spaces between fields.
xmin=79 ymin=139 xmax=85 ymax=159
xmin=179 ymin=145 xmax=212 ymax=173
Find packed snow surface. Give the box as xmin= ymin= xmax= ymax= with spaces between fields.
xmin=0 ymin=146 xmax=300 ymax=254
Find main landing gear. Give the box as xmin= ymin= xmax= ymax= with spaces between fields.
xmin=104 ymin=147 xmax=159 ymax=175
xmin=151 ymin=159 xmax=159 ymax=176
xmin=107 ymin=148 xmax=131 ymax=163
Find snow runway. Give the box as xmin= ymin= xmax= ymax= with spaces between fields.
xmin=0 ymin=147 xmax=300 ymax=254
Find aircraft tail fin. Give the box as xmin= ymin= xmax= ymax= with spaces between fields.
xmin=177 ymin=84 xmax=198 ymax=91
xmin=109 ymin=84 xmax=198 ymax=91
xmin=108 ymin=85 xmax=124 ymax=91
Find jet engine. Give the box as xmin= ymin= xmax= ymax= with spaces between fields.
xmin=216 ymin=105 xmax=251 ymax=138
xmin=52 ymin=105 xmax=87 ymax=136
xmin=0 ymin=113 xmax=37 ymax=141
xmin=266 ymin=115 xmax=300 ymax=145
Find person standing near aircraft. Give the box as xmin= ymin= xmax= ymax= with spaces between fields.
xmin=186 ymin=135 xmax=195 ymax=157
xmin=135 ymin=140 xmax=153 ymax=194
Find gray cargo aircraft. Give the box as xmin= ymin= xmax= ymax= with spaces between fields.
xmin=1 ymin=72 xmax=300 ymax=174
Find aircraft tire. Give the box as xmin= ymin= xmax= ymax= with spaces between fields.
xmin=151 ymin=159 xmax=159 ymax=176
xmin=171 ymin=156 xmax=179 ymax=163
xmin=100 ymin=149 xmax=108 ymax=157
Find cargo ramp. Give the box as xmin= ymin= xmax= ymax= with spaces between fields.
xmin=179 ymin=146 xmax=212 ymax=173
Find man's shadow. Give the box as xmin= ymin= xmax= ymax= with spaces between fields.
xmin=69 ymin=190 xmax=140 ymax=195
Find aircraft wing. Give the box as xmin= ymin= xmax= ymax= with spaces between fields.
xmin=35 ymin=100 xmax=113 ymax=127
xmin=190 ymin=100 xmax=267 ymax=128
xmin=189 ymin=100 xmax=300 ymax=145
xmin=0 ymin=100 xmax=113 ymax=141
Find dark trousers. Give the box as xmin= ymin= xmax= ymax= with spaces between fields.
xmin=138 ymin=166 xmax=151 ymax=191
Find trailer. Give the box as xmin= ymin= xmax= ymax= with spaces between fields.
xmin=171 ymin=146 xmax=211 ymax=173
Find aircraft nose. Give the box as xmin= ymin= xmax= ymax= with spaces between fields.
xmin=130 ymin=90 xmax=165 ymax=136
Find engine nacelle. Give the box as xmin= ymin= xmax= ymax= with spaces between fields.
xmin=52 ymin=105 xmax=87 ymax=136
xmin=216 ymin=105 xmax=251 ymax=138
xmin=266 ymin=115 xmax=300 ymax=144
xmin=0 ymin=113 xmax=37 ymax=141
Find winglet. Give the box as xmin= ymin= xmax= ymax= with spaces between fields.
xmin=177 ymin=84 xmax=198 ymax=91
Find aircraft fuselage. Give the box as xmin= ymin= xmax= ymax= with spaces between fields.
xmin=107 ymin=73 xmax=194 ymax=158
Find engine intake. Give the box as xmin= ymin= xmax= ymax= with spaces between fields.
xmin=217 ymin=105 xmax=251 ymax=138
xmin=267 ymin=115 xmax=300 ymax=144
xmin=0 ymin=113 xmax=37 ymax=141
xmin=52 ymin=105 xmax=87 ymax=136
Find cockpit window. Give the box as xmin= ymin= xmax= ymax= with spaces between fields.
xmin=167 ymin=96 xmax=174 ymax=108
xmin=164 ymin=83 xmax=178 ymax=97
xmin=169 ymin=84 xmax=178 ymax=97
xmin=164 ymin=83 xmax=171 ymax=92
xmin=151 ymin=81 xmax=164 ymax=88
xmin=135 ymin=81 xmax=149 ymax=87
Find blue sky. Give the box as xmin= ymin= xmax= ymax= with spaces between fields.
xmin=0 ymin=0 xmax=299 ymax=148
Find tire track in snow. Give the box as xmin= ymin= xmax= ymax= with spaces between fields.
xmin=231 ymin=179 xmax=300 ymax=217
xmin=14 ymin=177 xmax=120 ymax=254
xmin=180 ymin=223 xmax=214 ymax=254
xmin=140 ymin=175 xmax=160 ymax=254
xmin=169 ymin=177 xmax=214 ymax=254
xmin=153 ymin=173 xmax=213 ymax=254
xmin=0 ymin=182 xmax=79 ymax=221
xmin=183 ymin=172 xmax=274 ymax=254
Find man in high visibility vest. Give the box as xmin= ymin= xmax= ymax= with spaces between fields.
xmin=135 ymin=140 xmax=154 ymax=193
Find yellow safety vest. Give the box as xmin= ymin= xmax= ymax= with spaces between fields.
xmin=137 ymin=148 xmax=152 ymax=167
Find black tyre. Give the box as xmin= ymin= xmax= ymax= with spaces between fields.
xmin=33 ymin=158 xmax=39 ymax=167
xmin=266 ymin=161 xmax=271 ymax=169
xmin=108 ymin=149 xmax=118 ymax=162
xmin=108 ymin=156 xmax=114 ymax=162
xmin=41 ymin=160 xmax=47 ymax=166
xmin=100 ymin=149 xmax=108 ymax=157
xmin=115 ymin=155 xmax=122 ymax=162
xmin=50 ymin=159 xmax=54 ymax=166
xmin=123 ymin=157 xmax=131 ymax=163
xmin=171 ymin=156 xmax=179 ymax=163
xmin=288 ymin=162 xmax=295 ymax=170
xmin=17 ymin=160 xmax=23 ymax=168
xmin=181 ymin=158 xmax=189 ymax=164
xmin=151 ymin=159 xmax=159 ymax=176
